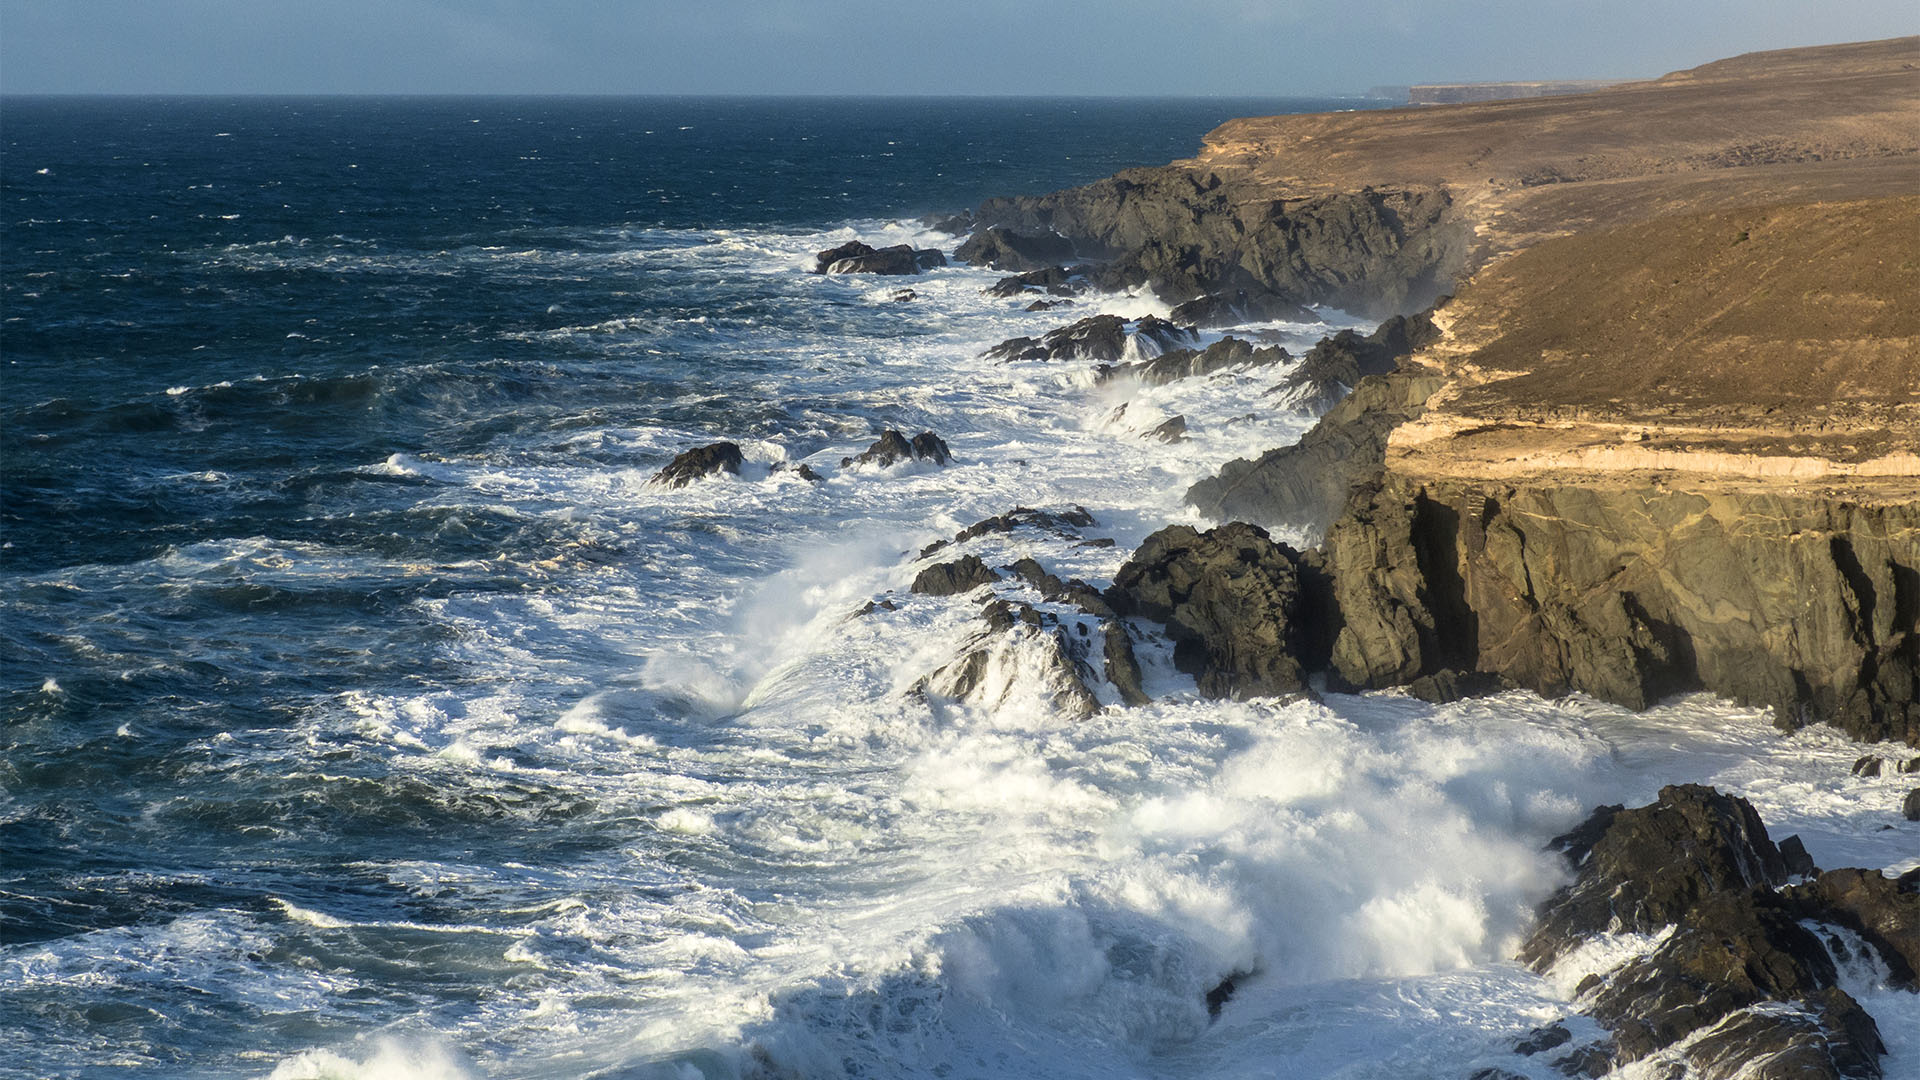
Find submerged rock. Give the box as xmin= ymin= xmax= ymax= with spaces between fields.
xmin=919 ymin=505 xmax=1098 ymax=558
xmin=1107 ymin=522 xmax=1309 ymax=699
xmin=650 ymin=442 xmax=744 ymax=488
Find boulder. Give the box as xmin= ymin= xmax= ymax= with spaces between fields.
xmin=770 ymin=461 xmax=823 ymax=482
xmin=1103 ymin=622 xmax=1150 ymax=706
xmin=955 ymin=226 xmax=1077 ymax=272
xmin=984 ymin=314 xmax=1192 ymax=364
xmin=1106 ymin=523 xmax=1309 ymax=699
xmin=841 ymin=429 xmax=952 ymax=468
xmin=651 ymin=442 xmax=744 ymax=487
xmin=920 ymin=505 xmax=1098 ymax=558
xmin=1026 ymin=299 xmax=1075 ymax=312
xmin=1907 ymin=788 xmax=1920 ymax=821
xmin=911 ymin=555 xmax=1000 ymax=597
xmin=1785 ymin=867 xmax=1920 ymax=986
xmin=924 ymin=210 xmax=974 ymax=235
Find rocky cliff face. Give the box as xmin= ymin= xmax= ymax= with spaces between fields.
xmin=969 ymin=171 xmax=1466 ymax=319
xmin=1318 ymin=476 xmax=1920 ymax=744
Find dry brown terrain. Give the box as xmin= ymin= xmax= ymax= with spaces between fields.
xmin=1187 ymin=36 xmax=1920 ymax=269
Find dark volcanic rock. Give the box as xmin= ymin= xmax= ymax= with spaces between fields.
xmin=1306 ymin=474 xmax=1920 ymax=743
xmin=1268 ymin=311 xmax=1441 ymax=413
xmin=1026 ymin=298 xmax=1075 ymax=312
xmin=1169 ymin=290 xmax=1317 ymax=328
xmin=986 ymin=265 xmax=1089 ymax=298
xmin=1143 ymin=415 xmax=1188 ymax=443
xmin=1784 ymin=867 xmax=1920 ymax=987
xmin=1102 ymin=336 xmax=1291 ymax=388
xmin=812 ymin=240 xmax=945 ymax=275
xmin=651 ymin=442 xmax=744 ymax=487
xmin=1103 ymin=622 xmax=1150 ymax=705
xmin=1521 ymin=784 xmax=1789 ymax=969
xmin=919 ymin=505 xmax=1097 ymax=558
xmin=1106 ymin=523 xmax=1308 ymax=699
xmin=911 ymin=556 xmax=1000 ymax=597
xmin=955 ymin=226 xmax=1077 ymax=272
xmin=842 ymin=429 xmax=952 ymax=468
xmin=987 ymin=314 xmax=1194 ymax=365
xmin=971 ymin=170 xmax=1465 ymax=318
xmin=1404 ymin=668 xmax=1513 ymax=703
xmin=1186 ymin=311 xmax=1447 ymax=536
xmin=1521 ymin=786 xmax=1901 ymax=1079
xmin=925 ymin=210 xmax=974 ymax=235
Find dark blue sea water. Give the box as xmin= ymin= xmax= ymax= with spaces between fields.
xmin=7 ymin=96 xmax=1913 ymax=1080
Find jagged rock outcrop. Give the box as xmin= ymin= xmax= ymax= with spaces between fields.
xmin=841 ymin=429 xmax=952 ymax=468
xmin=918 ymin=505 xmax=1098 ymax=559
xmin=972 ymin=172 xmax=1465 ymax=318
xmin=954 ymin=226 xmax=1077 ymax=272
xmin=1314 ymin=476 xmax=1920 ymax=744
xmin=1519 ymin=785 xmax=1913 ymax=1079
xmin=812 ymin=240 xmax=946 ymax=275
xmin=1100 ymin=335 xmax=1290 ymax=388
xmin=1106 ymin=523 xmax=1310 ymax=699
xmin=1187 ymin=369 xmax=1446 ymax=538
xmin=911 ymin=555 xmax=1000 ymax=597
xmin=984 ymin=314 xmax=1193 ymax=364
xmin=1168 ymin=290 xmax=1316 ymax=328
xmin=651 ymin=442 xmax=744 ymax=487
xmin=986 ymin=265 xmax=1090 ymax=298
xmin=1266 ymin=310 xmax=1440 ymax=413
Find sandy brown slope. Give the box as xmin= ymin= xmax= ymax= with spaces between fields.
xmin=1388 ymin=195 xmax=1920 ymax=493
xmin=1187 ymin=36 xmax=1920 ymax=270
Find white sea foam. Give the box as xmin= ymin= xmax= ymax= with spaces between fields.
xmin=141 ymin=215 xmax=1915 ymax=1080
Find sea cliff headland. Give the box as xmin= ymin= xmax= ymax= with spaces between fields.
xmin=960 ymin=36 xmax=1920 ymax=747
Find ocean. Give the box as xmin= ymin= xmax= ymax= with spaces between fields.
xmin=3 ymin=96 xmax=1915 ymax=1080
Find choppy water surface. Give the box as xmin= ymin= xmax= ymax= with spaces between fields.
xmin=4 ymin=97 xmax=1916 ymax=1080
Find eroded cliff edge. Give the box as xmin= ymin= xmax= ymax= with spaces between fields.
xmin=1198 ymin=193 xmax=1920 ymax=745
xmin=1000 ymin=38 xmax=1920 ymax=745
xmin=964 ymin=36 xmax=1920 ymax=321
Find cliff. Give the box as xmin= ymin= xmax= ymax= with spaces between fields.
xmin=968 ymin=36 xmax=1920 ymax=319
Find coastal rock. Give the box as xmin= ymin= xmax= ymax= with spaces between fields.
xmin=1168 ymin=290 xmax=1316 ymax=328
xmin=926 ymin=598 xmax=1101 ymax=720
xmin=1106 ymin=522 xmax=1308 ymax=699
xmin=924 ymin=210 xmax=973 ymax=235
xmin=1908 ymin=789 xmax=1920 ymax=821
xmin=650 ymin=442 xmax=744 ymax=488
xmin=1143 ymin=415 xmax=1188 ymax=443
xmin=841 ymin=429 xmax=952 ymax=468
xmin=770 ymin=461 xmax=824 ymax=482
xmin=919 ymin=505 xmax=1098 ymax=558
xmin=1026 ymin=298 xmax=1074 ymax=312
xmin=1103 ymin=622 xmax=1150 ymax=705
xmin=1266 ymin=310 xmax=1440 ymax=413
xmin=911 ymin=555 xmax=1000 ymax=597
xmin=1102 ymin=335 xmax=1290 ymax=388
xmin=985 ymin=314 xmax=1193 ymax=364
xmin=1310 ymin=474 xmax=1920 ymax=743
xmin=955 ymin=226 xmax=1077 ymax=272
xmin=1784 ymin=867 xmax=1920 ymax=986
xmin=1520 ymin=784 xmax=1789 ymax=970
xmin=812 ymin=240 xmax=945 ymax=275
xmin=986 ymin=265 xmax=1089 ymax=298
xmin=972 ymin=173 xmax=1463 ymax=317
xmin=1522 ymin=786 xmax=1898 ymax=1079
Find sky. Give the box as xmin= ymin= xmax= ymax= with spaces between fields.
xmin=1 ymin=0 xmax=1914 ymax=96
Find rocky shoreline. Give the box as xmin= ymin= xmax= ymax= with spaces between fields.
xmin=650 ymin=35 xmax=1920 ymax=1075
